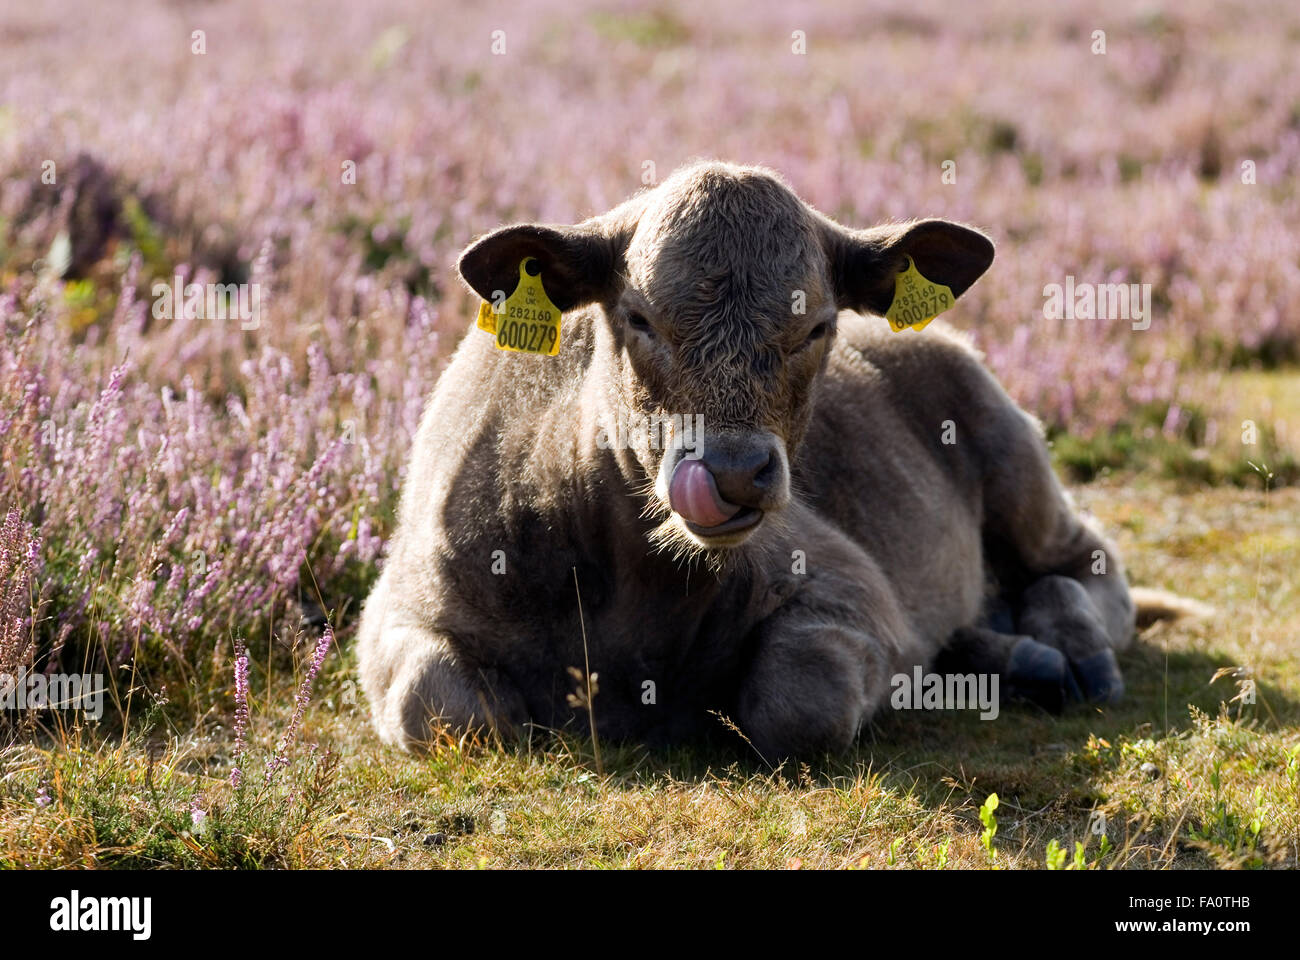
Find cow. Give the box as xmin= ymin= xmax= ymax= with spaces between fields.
xmin=356 ymin=160 xmax=1187 ymax=760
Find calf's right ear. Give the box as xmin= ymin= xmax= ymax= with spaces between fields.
xmin=457 ymin=222 xmax=624 ymax=313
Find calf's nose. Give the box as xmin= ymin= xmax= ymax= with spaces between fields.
xmin=706 ymin=446 xmax=778 ymax=509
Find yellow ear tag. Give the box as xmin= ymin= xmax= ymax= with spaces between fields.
xmin=481 ymin=258 xmax=562 ymax=356
xmin=885 ymin=257 xmax=955 ymax=333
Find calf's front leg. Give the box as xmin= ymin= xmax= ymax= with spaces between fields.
xmin=357 ymin=570 xmax=526 ymax=750
xmin=734 ymin=514 xmax=918 ymax=761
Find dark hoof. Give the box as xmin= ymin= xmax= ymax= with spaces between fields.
xmin=1006 ymin=637 xmax=1081 ymax=712
xmin=1072 ymin=649 xmax=1125 ymax=704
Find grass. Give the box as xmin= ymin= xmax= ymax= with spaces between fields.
xmin=2 ymin=475 xmax=1296 ymax=870
xmin=1049 ymin=371 xmax=1300 ymax=486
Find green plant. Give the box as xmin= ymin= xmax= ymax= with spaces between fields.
xmin=979 ymin=793 xmax=999 ymax=865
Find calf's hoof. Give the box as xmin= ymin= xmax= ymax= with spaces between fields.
xmin=1005 ymin=636 xmax=1081 ymax=713
xmin=1071 ymin=648 xmax=1125 ymax=704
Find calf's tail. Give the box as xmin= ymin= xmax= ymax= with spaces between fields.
xmin=1129 ymin=586 xmax=1215 ymax=629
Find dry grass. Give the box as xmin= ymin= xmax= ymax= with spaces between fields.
xmin=1 ymin=477 xmax=1296 ymax=870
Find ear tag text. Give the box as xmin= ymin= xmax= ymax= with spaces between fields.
xmin=480 ymin=258 xmax=562 ymax=356
xmin=476 ymin=299 xmax=498 ymax=334
xmin=886 ymin=257 xmax=954 ymax=333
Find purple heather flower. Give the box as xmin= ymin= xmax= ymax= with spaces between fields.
xmin=266 ymin=623 xmax=333 ymax=781
xmin=231 ymin=639 xmax=250 ymax=788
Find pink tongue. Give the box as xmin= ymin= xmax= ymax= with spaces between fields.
xmin=669 ymin=460 xmax=742 ymax=528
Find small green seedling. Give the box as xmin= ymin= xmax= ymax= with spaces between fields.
xmin=979 ymin=793 xmax=999 ymax=865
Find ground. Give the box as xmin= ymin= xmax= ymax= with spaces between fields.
xmin=3 ymin=476 xmax=1295 ymax=870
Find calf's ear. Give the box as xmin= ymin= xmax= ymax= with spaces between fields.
xmin=457 ymin=221 xmax=624 ymax=313
xmin=820 ymin=216 xmax=995 ymax=317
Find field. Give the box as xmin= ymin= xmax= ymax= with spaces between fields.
xmin=1 ymin=0 xmax=1298 ymax=869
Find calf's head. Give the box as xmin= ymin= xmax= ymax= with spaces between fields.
xmin=458 ymin=162 xmax=994 ymax=551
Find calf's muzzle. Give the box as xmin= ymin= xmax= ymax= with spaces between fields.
xmin=667 ymin=430 xmax=787 ymax=538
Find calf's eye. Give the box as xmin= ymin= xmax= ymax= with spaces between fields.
xmin=626 ymin=311 xmax=652 ymax=334
xmin=800 ymin=322 xmax=829 ymax=349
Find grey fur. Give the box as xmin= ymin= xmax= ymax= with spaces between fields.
xmin=357 ymin=161 xmax=1139 ymax=759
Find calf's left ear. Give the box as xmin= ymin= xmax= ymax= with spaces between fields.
xmin=820 ymin=216 xmax=995 ymax=317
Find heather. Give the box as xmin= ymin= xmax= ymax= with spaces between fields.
xmin=0 ymin=0 xmax=1298 ymax=869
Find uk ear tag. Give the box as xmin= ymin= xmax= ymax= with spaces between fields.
xmin=484 ymin=258 xmax=562 ymax=356
xmin=476 ymin=299 xmax=498 ymax=334
xmin=885 ymin=256 xmax=955 ymax=333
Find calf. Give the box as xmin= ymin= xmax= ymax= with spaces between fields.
xmin=357 ymin=161 xmax=1142 ymax=759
